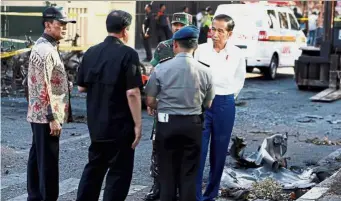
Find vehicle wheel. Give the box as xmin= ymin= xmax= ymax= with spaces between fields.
xmin=246 ymin=67 xmax=254 ymax=73
xmin=264 ymin=55 xmax=278 ymax=80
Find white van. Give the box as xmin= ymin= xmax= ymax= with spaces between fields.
xmin=210 ymin=4 xmax=307 ymax=79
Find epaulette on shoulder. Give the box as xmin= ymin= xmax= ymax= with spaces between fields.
xmin=159 ymin=57 xmax=172 ymax=63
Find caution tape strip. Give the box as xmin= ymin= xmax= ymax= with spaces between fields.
xmin=1 ymin=48 xmax=31 ymax=59
xmin=0 ymin=37 xmax=26 ymax=43
xmin=298 ymin=17 xmax=341 ymax=22
xmin=1 ymin=46 xmax=90 ymax=59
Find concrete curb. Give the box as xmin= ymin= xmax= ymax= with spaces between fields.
xmin=297 ymin=148 xmax=341 ymax=201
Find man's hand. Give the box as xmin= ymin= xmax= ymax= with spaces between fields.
xmin=147 ymin=106 xmax=155 ymax=116
xmin=144 ymin=33 xmax=150 ymax=38
xmin=49 ymin=120 xmax=62 ymax=136
xmin=131 ymin=124 xmax=142 ymax=149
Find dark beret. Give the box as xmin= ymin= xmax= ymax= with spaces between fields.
xmin=172 ymin=25 xmax=199 ymax=40
xmin=106 ymin=10 xmax=132 ymax=33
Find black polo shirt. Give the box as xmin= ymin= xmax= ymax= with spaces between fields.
xmin=77 ymin=36 xmax=142 ymax=142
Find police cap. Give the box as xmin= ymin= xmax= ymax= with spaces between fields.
xmin=106 ymin=10 xmax=132 ymax=33
xmin=171 ymin=12 xmax=192 ymax=26
xmin=172 ymin=25 xmax=199 ymax=41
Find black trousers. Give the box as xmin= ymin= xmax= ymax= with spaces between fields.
xmin=27 ymin=123 xmax=60 ymax=201
xmin=143 ymin=36 xmax=152 ymax=60
xmin=199 ymin=26 xmax=209 ymax=45
xmin=76 ymin=140 xmax=135 ymax=201
xmin=156 ymin=115 xmax=202 ymax=201
xmin=157 ymin=26 xmax=172 ymax=43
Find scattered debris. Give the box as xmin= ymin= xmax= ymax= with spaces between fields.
xmin=70 ymin=133 xmax=81 ymax=136
xmin=296 ymin=115 xmax=325 ymax=123
xmin=335 ymin=155 xmax=341 ymax=162
xmin=73 ymin=115 xmax=87 ymax=123
xmin=327 ymin=120 xmax=341 ymax=124
xmin=303 ymin=160 xmax=318 ymax=166
xmin=249 ymin=130 xmax=276 ymax=135
xmin=220 ymin=134 xmax=335 ymax=201
xmin=230 ymin=134 xmax=288 ymax=171
xmin=297 ymin=117 xmax=316 ymax=123
xmin=235 ymin=101 xmax=247 ymax=107
xmin=220 ymin=188 xmax=250 ymax=200
xmin=249 ymin=178 xmax=288 ymax=201
xmin=305 ymin=115 xmax=324 ymax=119
xmin=304 ymin=137 xmax=341 ymax=146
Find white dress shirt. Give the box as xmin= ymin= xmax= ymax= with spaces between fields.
xmin=194 ymin=39 xmax=246 ymax=96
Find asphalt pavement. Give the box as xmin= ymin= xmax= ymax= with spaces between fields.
xmin=1 ymin=65 xmax=341 ymax=201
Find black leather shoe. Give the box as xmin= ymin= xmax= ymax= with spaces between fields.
xmin=144 ymin=181 xmax=160 ymax=201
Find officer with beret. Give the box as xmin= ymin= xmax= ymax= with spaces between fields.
xmin=145 ymin=12 xmax=193 ymax=201
xmin=76 ymin=10 xmax=143 ymax=201
xmin=144 ymin=25 xmax=215 ymax=201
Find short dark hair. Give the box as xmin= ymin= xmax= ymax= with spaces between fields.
xmin=160 ymin=4 xmax=165 ymax=9
xmin=213 ymin=14 xmax=235 ymax=31
xmin=42 ymin=18 xmax=54 ymax=28
xmin=183 ymin=6 xmax=188 ymax=11
xmin=146 ymin=4 xmax=152 ymax=10
xmin=176 ymin=39 xmax=198 ymax=50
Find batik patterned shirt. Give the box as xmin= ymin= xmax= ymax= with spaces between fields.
xmin=27 ymin=34 xmax=69 ymax=124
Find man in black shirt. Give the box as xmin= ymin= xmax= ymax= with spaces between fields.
xmin=155 ymin=4 xmax=171 ymax=42
xmin=142 ymin=4 xmax=153 ymax=62
xmin=76 ymin=10 xmax=143 ymax=201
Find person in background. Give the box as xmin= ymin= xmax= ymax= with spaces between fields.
xmin=155 ymin=4 xmax=171 ymax=42
xmin=196 ymin=8 xmax=205 ymax=29
xmin=198 ymin=6 xmax=213 ymax=44
xmin=26 ymin=6 xmax=76 ymax=201
xmin=293 ymin=7 xmax=305 ymax=31
xmin=144 ymin=25 xmax=215 ymax=201
xmin=183 ymin=6 xmax=189 ymax=13
xmin=315 ymin=11 xmax=324 ymax=47
xmin=142 ymin=4 xmax=153 ymax=62
xmin=194 ymin=14 xmax=246 ymax=201
xmin=308 ymin=11 xmax=318 ymax=46
xmin=76 ymin=10 xmax=143 ymax=201
xmin=144 ymin=12 xmax=193 ymax=201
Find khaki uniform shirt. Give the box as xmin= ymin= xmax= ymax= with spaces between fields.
xmin=145 ymin=52 xmax=215 ymax=115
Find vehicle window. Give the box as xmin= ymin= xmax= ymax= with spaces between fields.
xmin=289 ymin=13 xmax=300 ymax=30
xmin=279 ymin=12 xmax=289 ymax=29
xmin=267 ymin=10 xmax=277 ymax=29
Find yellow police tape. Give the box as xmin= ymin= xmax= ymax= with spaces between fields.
xmin=0 ymin=37 xmax=26 ymax=43
xmin=1 ymin=48 xmax=31 ymax=59
xmin=298 ymin=17 xmax=341 ymax=22
xmin=1 ymin=46 xmax=90 ymax=59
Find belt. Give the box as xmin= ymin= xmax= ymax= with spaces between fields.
xmin=157 ymin=113 xmax=200 ymax=123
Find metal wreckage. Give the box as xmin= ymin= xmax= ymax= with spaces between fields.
xmin=1 ymin=34 xmax=83 ymax=96
xmin=221 ymin=133 xmax=331 ymax=200
xmin=1 ymin=34 xmax=149 ymax=99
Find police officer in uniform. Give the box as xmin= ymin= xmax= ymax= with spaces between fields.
xmin=76 ymin=10 xmax=143 ymax=201
xmin=145 ymin=12 xmax=193 ymax=201
xmin=144 ymin=25 xmax=215 ymax=201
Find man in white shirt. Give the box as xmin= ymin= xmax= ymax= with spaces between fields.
xmin=194 ymin=14 xmax=246 ymax=201
xmin=196 ymin=8 xmax=204 ymax=28
xmin=308 ymin=11 xmax=318 ymax=46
